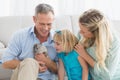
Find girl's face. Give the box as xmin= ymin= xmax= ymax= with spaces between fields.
xmin=54 ymin=41 xmax=63 ymax=53
xmin=79 ymin=23 xmax=94 ymax=38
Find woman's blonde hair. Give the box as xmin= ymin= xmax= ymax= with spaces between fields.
xmin=79 ymin=9 xmax=113 ymax=70
xmin=54 ymin=29 xmax=78 ymax=53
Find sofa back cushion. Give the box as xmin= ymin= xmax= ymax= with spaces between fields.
xmin=0 ymin=16 xmax=120 ymax=46
xmin=0 ymin=16 xmax=73 ymax=46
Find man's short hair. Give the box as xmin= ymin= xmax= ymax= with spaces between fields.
xmin=35 ymin=3 xmax=54 ymax=15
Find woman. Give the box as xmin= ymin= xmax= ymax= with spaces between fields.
xmin=75 ymin=9 xmax=120 ymax=80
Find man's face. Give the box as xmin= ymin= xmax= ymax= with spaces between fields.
xmin=33 ymin=12 xmax=54 ymax=38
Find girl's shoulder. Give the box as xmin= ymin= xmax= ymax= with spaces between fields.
xmin=73 ymin=50 xmax=79 ymax=56
xmin=58 ymin=50 xmax=79 ymax=57
xmin=57 ymin=52 xmax=65 ymax=59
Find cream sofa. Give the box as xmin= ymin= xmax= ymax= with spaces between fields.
xmin=0 ymin=16 xmax=120 ymax=80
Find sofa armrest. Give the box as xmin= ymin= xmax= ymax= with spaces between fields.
xmin=0 ymin=64 xmax=12 ymax=80
xmin=0 ymin=48 xmax=6 ymax=60
xmin=0 ymin=48 xmax=12 ymax=80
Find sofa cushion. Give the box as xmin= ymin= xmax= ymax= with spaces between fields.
xmin=0 ymin=16 xmax=73 ymax=46
xmin=0 ymin=41 xmax=5 ymax=60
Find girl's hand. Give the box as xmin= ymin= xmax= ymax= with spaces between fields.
xmin=74 ymin=43 xmax=87 ymax=58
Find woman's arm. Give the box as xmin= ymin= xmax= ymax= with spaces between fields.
xmin=75 ymin=44 xmax=95 ymax=68
xmin=103 ymin=39 xmax=120 ymax=79
xmin=75 ymin=40 xmax=120 ymax=79
xmin=75 ymin=44 xmax=109 ymax=79
xmin=78 ymin=56 xmax=88 ymax=80
xmin=58 ymin=59 xmax=65 ymax=80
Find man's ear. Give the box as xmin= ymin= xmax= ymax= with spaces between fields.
xmin=33 ymin=16 xmax=37 ymax=23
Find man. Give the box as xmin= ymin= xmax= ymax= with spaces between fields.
xmin=2 ymin=3 xmax=57 ymax=80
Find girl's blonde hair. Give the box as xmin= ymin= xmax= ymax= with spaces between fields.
xmin=54 ymin=29 xmax=78 ymax=53
xmin=79 ymin=9 xmax=113 ymax=70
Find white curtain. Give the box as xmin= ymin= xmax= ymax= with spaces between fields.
xmin=0 ymin=0 xmax=59 ymax=16
xmin=0 ymin=0 xmax=120 ymax=20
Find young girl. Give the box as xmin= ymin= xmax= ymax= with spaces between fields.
xmin=53 ymin=29 xmax=91 ymax=80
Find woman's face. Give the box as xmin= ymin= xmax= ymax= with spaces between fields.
xmin=79 ymin=23 xmax=94 ymax=38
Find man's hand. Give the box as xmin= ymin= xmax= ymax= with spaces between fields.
xmin=35 ymin=54 xmax=48 ymax=72
xmin=38 ymin=61 xmax=48 ymax=73
xmin=35 ymin=53 xmax=47 ymax=62
xmin=35 ymin=53 xmax=57 ymax=74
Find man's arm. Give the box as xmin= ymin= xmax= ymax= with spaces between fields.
xmin=35 ymin=54 xmax=58 ymax=74
xmin=44 ymin=57 xmax=57 ymax=74
xmin=2 ymin=60 xmax=20 ymax=69
xmin=2 ymin=31 xmax=22 ymax=69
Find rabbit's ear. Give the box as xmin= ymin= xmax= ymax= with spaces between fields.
xmin=39 ymin=43 xmax=42 ymax=46
xmin=33 ymin=44 xmax=37 ymax=48
xmin=33 ymin=44 xmax=38 ymax=53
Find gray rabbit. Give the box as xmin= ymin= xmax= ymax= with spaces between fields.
xmin=33 ymin=43 xmax=48 ymax=57
xmin=33 ymin=43 xmax=48 ymax=67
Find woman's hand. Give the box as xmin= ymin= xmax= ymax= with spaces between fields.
xmin=75 ymin=43 xmax=95 ymax=68
xmin=74 ymin=43 xmax=87 ymax=58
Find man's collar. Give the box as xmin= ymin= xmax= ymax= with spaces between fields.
xmin=30 ymin=26 xmax=55 ymax=43
xmin=48 ymin=29 xmax=55 ymax=43
xmin=30 ymin=26 xmax=35 ymax=34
